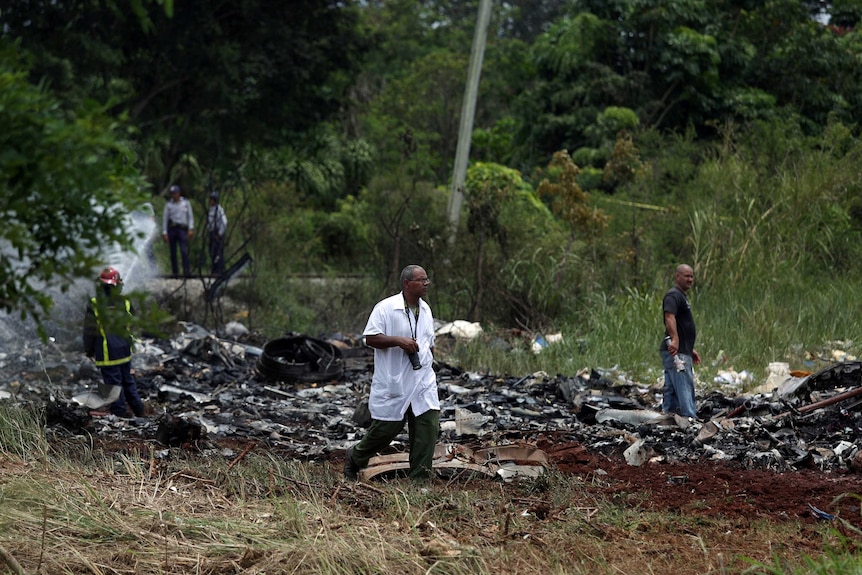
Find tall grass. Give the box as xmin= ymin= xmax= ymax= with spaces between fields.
xmin=696 ymin=277 xmax=862 ymax=378
xmin=447 ymin=275 xmax=862 ymax=389
xmin=444 ymin=123 xmax=862 ymax=387
xmin=0 ymin=404 xmax=47 ymax=460
xmin=744 ymin=535 xmax=862 ymax=574
xmin=0 ymin=449 xmax=858 ymax=575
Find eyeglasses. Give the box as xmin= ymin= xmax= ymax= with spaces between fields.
xmin=409 ymin=277 xmax=431 ymax=285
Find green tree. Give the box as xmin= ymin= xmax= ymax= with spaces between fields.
xmin=365 ymin=50 xmax=469 ymax=183
xmin=355 ymin=0 xmax=533 ymax=181
xmin=514 ymin=0 xmax=862 ymax=172
xmin=538 ymin=150 xmax=608 ymax=245
xmin=748 ymin=5 xmax=853 ymax=129
xmin=0 ymin=41 xmax=147 ymax=327
xmin=3 ymin=0 xmax=368 ymax=185
xmin=512 ymin=12 xmax=628 ymax=165
xmin=463 ymin=162 xmax=528 ymax=320
xmin=602 ymin=131 xmax=650 ymax=284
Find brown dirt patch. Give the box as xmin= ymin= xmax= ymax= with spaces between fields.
xmin=540 ymin=436 xmax=862 ymax=528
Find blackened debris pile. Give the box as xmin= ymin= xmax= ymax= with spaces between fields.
xmin=255 ymin=335 xmax=344 ymax=383
xmin=1 ymin=323 xmax=862 ymax=474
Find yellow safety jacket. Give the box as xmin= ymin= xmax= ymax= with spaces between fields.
xmin=89 ymin=297 xmax=133 ymax=367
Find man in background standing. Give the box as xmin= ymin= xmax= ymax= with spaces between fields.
xmin=344 ymin=265 xmax=440 ymax=482
xmin=660 ymin=263 xmax=701 ymax=418
xmin=162 ymin=184 xmax=194 ymax=277
xmin=207 ymin=192 xmax=228 ymax=275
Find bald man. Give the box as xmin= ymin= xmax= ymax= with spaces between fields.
xmin=660 ymin=264 xmax=701 ymax=418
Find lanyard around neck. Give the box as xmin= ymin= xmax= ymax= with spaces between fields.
xmin=404 ymin=297 xmax=419 ymax=340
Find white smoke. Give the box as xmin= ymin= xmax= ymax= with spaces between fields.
xmin=0 ymin=203 xmax=158 ymax=352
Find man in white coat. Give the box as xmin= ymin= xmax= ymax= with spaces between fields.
xmin=206 ymin=192 xmax=228 ymax=275
xmin=344 ymin=264 xmax=439 ymax=482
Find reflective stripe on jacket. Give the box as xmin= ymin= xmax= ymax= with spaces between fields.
xmin=90 ymin=297 xmax=133 ymax=367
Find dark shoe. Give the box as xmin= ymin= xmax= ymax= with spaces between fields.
xmin=344 ymin=446 xmax=359 ymax=480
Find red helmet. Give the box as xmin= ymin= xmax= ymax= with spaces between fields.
xmin=98 ymin=267 xmax=122 ymax=286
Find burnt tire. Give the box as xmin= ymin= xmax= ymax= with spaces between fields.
xmin=255 ymin=335 xmax=344 ymax=383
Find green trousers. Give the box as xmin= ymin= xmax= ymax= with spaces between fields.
xmin=351 ymin=408 xmax=440 ymax=481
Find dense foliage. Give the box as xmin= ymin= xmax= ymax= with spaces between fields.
xmin=1 ymin=0 xmax=367 ymax=185
xmin=4 ymin=0 xmax=862 ymax=340
xmin=0 ymin=42 xmax=146 ymax=327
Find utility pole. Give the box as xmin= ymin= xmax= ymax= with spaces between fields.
xmin=446 ymin=0 xmax=492 ymax=245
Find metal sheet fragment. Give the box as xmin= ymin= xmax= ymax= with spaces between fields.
xmin=595 ymin=408 xmax=675 ymax=426
xmin=359 ymin=443 xmax=547 ymax=481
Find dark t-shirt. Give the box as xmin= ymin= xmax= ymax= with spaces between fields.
xmin=662 ymin=286 xmax=696 ymax=356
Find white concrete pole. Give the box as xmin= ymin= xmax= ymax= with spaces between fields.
xmin=446 ymin=0 xmax=492 ymax=245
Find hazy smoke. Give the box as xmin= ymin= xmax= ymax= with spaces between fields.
xmin=0 ymin=204 xmax=158 ymax=354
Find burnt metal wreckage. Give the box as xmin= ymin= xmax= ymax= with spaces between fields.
xmin=2 ymin=323 xmax=862 ymax=479
xmin=254 ymin=335 xmax=345 ymax=384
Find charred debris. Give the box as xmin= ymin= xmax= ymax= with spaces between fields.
xmin=2 ymin=321 xmax=862 ymax=476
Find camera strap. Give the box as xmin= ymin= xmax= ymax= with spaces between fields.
xmin=403 ymin=297 xmax=419 ymax=340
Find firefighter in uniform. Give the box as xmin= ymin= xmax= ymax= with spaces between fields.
xmin=82 ymin=267 xmax=146 ymax=418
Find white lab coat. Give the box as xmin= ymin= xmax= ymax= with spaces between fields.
xmin=362 ymin=292 xmax=439 ymax=421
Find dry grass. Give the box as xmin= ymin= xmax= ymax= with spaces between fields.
xmin=0 ymin=443 xmax=850 ymax=575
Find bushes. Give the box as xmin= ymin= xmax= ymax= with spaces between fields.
xmin=0 ymin=40 xmax=147 ymax=328
xmin=234 ymin=115 xmax=862 ymax=352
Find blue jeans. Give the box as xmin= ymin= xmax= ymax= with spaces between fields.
xmin=101 ymin=363 xmax=146 ymax=417
xmin=660 ymin=351 xmax=696 ymax=417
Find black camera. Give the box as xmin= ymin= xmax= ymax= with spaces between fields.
xmin=406 ymin=350 xmax=422 ymax=370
